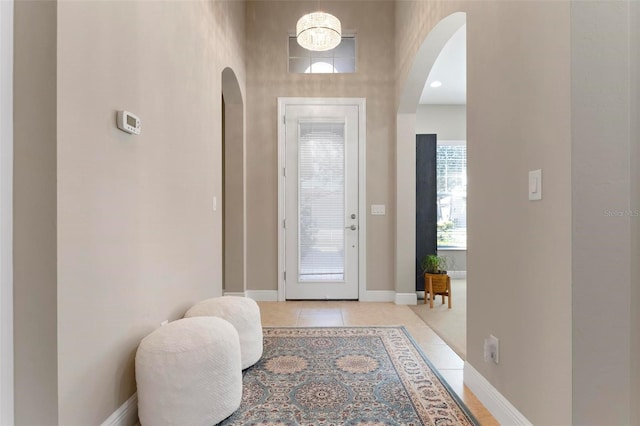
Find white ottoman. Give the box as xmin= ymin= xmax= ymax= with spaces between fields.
xmin=185 ymin=296 xmax=263 ymax=369
xmin=135 ymin=317 xmax=242 ymax=426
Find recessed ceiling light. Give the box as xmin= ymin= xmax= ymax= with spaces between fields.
xmin=430 ymin=81 xmax=442 ymax=88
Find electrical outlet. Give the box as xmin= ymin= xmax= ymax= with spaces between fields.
xmin=484 ymin=334 xmax=499 ymax=364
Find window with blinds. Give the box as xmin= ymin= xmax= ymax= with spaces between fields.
xmin=298 ymin=121 xmax=346 ymax=281
xmin=436 ymin=143 xmax=467 ymax=249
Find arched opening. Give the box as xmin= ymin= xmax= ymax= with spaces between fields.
xmin=221 ymin=67 xmax=246 ymax=295
xmin=396 ymin=12 xmax=466 ymax=353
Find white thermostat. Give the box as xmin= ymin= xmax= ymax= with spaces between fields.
xmin=117 ymin=110 xmax=141 ymax=135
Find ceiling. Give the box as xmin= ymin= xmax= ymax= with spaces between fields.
xmin=419 ymin=24 xmax=466 ymax=105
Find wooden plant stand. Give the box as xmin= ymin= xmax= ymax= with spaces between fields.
xmin=424 ymin=273 xmax=452 ymax=309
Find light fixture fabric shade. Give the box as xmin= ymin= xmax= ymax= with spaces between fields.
xmin=296 ymin=12 xmax=342 ymax=52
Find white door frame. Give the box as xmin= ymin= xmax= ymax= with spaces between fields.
xmin=277 ymin=97 xmax=366 ymax=301
xmin=0 ymin=0 xmax=14 ymax=423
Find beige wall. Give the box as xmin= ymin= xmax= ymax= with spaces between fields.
xmin=632 ymin=3 xmax=640 ymax=423
xmin=571 ymin=2 xmax=634 ymax=424
xmin=466 ymin=3 xmax=572 ymax=423
xmin=13 ymin=1 xmax=638 ymax=424
xmin=245 ymin=1 xmax=396 ymax=292
xmin=13 ymin=1 xmax=58 ymax=424
xmin=224 ymin=99 xmax=245 ymax=294
xmin=415 ymin=104 xmax=466 ymax=140
xmin=395 ymin=112 xmax=418 ymax=294
xmin=394 ymin=4 xmax=464 ymax=296
xmin=56 ymin=1 xmax=245 ymax=423
xmin=395 ymin=2 xmax=464 ymax=107
xmin=398 ymin=1 xmax=640 ymax=424
xmin=396 ymin=1 xmax=573 ymax=423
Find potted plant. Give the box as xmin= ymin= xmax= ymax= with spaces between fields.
xmin=420 ymin=254 xmax=452 ymax=308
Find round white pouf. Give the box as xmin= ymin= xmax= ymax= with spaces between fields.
xmin=185 ymin=296 xmax=263 ymax=369
xmin=135 ymin=317 xmax=242 ymax=426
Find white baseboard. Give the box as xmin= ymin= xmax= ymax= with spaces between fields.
xmin=246 ymin=290 xmax=278 ymax=302
xmin=359 ymin=290 xmax=395 ymax=302
xmin=247 ymin=290 xmax=423 ymax=304
xmin=249 ymin=290 xmax=401 ymax=303
xmin=464 ymin=362 xmax=532 ymax=425
xmin=223 ymin=291 xmax=247 ymax=297
xmin=101 ymin=392 xmax=138 ymax=426
xmin=394 ymin=292 xmax=418 ymax=305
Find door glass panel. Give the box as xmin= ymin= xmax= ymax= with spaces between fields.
xmin=298 ymin=121 xmax=345 ymax=281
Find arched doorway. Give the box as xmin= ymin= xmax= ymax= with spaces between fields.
xmin=396 ymin=12 xmax=466 ymax=296
xmin=396 ymin=13 xmax=467 ymax=352
xmin=221 ymin=67 xmax=246 ymax=295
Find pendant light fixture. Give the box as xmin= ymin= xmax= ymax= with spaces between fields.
xmin=296 ymin=11 xmax=342 ymax=52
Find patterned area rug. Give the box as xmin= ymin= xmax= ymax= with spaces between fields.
xmin=220 ymin=327 xmax=478 ymax=425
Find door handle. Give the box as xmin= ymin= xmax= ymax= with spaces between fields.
xmin=345 ymin=225 xmax=357 ymax=230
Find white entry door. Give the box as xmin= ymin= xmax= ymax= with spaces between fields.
xmin=282 ymin=102 xmax=360 ymax=300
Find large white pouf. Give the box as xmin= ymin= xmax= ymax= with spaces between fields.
xmin=185 ymin=296 xmax=263 ymax=369
xmin=135 ymin=317 xmax=242 ymax=426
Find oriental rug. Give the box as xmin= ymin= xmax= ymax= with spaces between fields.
xmin=219 ymin=327 xmax=478 ymax=425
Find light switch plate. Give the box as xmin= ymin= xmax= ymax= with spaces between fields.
xmin=528 ymin=169 xmax=542 ymax=201
xmin=371 ymin=204 xmax=386 ymax=215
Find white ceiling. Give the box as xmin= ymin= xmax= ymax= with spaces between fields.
xmin=419 ymin=24 xmax=466 ymax=105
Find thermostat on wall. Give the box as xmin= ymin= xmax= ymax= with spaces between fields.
xmin=117 ymin=110 xmax=141 ymax=135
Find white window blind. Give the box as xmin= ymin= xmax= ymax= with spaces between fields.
xmin=436 ymin=144 xmax=467 ymax=249
xmin=298 ymin=121 xmax=346 ymax=281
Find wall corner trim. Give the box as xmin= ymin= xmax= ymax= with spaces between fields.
xmin=394 ymin=293 xmax=418 ymax=305
xmin=100 ymin=392 xmax=138 ymax=426
xmin=246 ymin=290 xmax=279 ymax=302
xmin=463 ymin=362 xmax=533 ymax=426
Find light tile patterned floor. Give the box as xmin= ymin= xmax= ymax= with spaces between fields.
xmin=257 ymin=301 xmax=498 ymax=425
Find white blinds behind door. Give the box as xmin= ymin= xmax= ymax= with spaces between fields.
xmin=298 ymin=121 xmax=346 ymax=281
